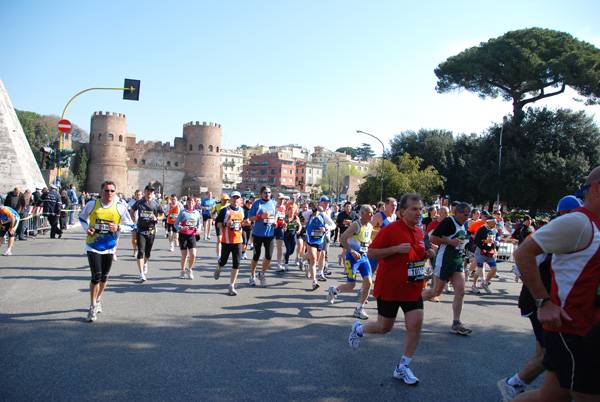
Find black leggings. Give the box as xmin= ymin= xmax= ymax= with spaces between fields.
xmin=219 ymin=243 xmax=242 ymax=269
xmin=88 ymin=251 xmax=114 ymax=284
xmin=136 ymin=231 xmax=156 ymax=259
xmin=252 ymin=235 xmax=275 ymax=262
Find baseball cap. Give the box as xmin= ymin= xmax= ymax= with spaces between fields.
xmin=221 ymin=193 xmax=230 ymax=200
xmin=320 ymin=196 xmax=330 ymax=202
xmin=50 ymin=184 xmax=57 ymax=190
xmin=523 ymin=215 xmax=532 ymax=221
xmin=480 ymin=210 xmax=490 ymax=217
xmin=231 ymin=191 xmax=241 ymax=198
xmin=144 ymin=185 xmax=155 ymax=192
xmin=557 ymin=195 xmax=583 ymax=212
xmin=277 ymin=193 xmax=285 ymax=199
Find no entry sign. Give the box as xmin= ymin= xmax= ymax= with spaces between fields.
xmin=57 ymin=119 xmax=72 ymax=133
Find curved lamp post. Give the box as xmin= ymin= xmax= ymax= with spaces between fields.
xmin=356 ymin=130 xmax=384 ymax=202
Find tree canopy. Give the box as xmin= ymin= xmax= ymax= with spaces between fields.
xmin=435 ymin=28 xmax=600 ymax=122
xmin=355 ymin=143 xmax=376 ymax=161
xmin=335 ymin=147 xmax=357 ymax=159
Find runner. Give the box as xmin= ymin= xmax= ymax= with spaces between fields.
xmin=329 ymin=204 xmax=374 ymax=319
xmin=422 ymin=202 xmax=472 ymax=335
xmin=282 ymin=204 xmax=302 ymax=271
xmin=514 ymin=167 xmax=600 ymax=401
xmin=336 ymin=201 xmax=359 ymax=267
xmin=349 ymin=193 xmax=436 ymax=385
xmin=211 ymin=194 xmax=229 ymax=259
xmin=248 ymin=186 xmax=278 ymax=287
xmin=0 ymin=205 xmax=20 ymax=256
xmin=213 ymin=191 xmax=249 ymax=295
xmin=241 ymin=199 xmax=253 ymax=260
xmin=274 ymin=193 xmax=287 ymax=272
xmin=295 ymin=202 xmax=309 ymax=268
xmin=79 ymin=181 xmax=133 ymax=322
xmin=471 ymin=214 xmax=498 ymax=294
xmin=303 ymin=202 xmax=336 ymax=290
xmin=127 ymin=190 xmax=143 ymax=257
xmin=130 ymin=185 xmax=165 ymax=283
xmin=166 ymin=195 xmax=182 ymax=252
xmin=200 ymin=191 xmax=216 ymax=240
xmin=173 ymin=195 xmax=201 ymax=279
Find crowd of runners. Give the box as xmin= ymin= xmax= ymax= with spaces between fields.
xmin=5 ymin=165 xmax=595 ymax=401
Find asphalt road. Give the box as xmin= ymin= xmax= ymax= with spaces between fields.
xmin=0 ymin=225 xmax=542 ymax=401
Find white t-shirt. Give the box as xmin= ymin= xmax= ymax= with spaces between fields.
xmin=532 ymin=211 xmax=593 ymax=254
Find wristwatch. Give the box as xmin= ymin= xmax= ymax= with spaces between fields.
xmin=535 ymin=297 xmax=551 ymax=307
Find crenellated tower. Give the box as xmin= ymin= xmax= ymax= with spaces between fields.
xmin=181 ymin=121 xmax=222 ymax=196
xmin=87 ymin=111 xmax=128 ymax=193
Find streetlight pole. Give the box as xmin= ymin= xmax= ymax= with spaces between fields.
xmin=357 ymin=130 xmax=384 ymax=202
xmin=496 ymin=116 xmax=507 ymax=212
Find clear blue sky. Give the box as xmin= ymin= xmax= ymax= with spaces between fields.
xmin=2 ymin=0 xmax=599 ymax=155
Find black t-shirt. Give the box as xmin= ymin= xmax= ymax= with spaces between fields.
xmin=131 ymin=198 xmax=163 ymax=230
xmin=337 ymin=210 xmax=359 ymax=233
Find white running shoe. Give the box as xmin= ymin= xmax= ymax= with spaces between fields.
xmin=393 ymin=365 xmax=419 ymax=385
xmin=86 ymin=306 xmax=97 ymax=322
xmin=471 ymin=284 xmax=480 ymax=294
xmin=349 ymin=320 xmax=363 ymax=350
xmin=143 ymin=263 xmax=148 ymax=275
xmin=482 ymin=281 xmax=492 ymax=294
xmin=249 ymin=276 xmax=256 ymax=287
xmin=113 ymin=254 xmax=117 ymax=261
xmin=327 ymin=286 xmax=337 ymax=304
xmin=169 ymin=245 xmax=174 ymax=252
xmin=275 ymin=264 xmax=285 ymax=272
xmin=497 ymin=377 xmax=525 ymax=401
xmin=3 ymin=250 xmax=12 ymax=256
xmin=95 ymin=301 xmax=102 ymax=314
xmin=179 ymin=270 xmax=186 ymax=279
xmin=353 ymin=307 xmax=369 ymax=320
xmin=139 ymin=272 xmax=146 ymax=283
xmin=188 ymin=269 xmax=194 ymax=280
xmin=241 ymin=252 xmax=247 ymax=260
xmin=312 ymin=281 xmax=320 ymax=291
xmin=214 ymin=268 xmax=221 ymax=280
xmin=258 ymin=272 xmax=267 ymax=287
xmin=284 ymin=264 xmax=289 ymax=271
xmin=228 ymin=284 xmax=238 ymax=296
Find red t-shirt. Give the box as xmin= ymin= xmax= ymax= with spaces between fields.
xmin=370 ymin=219 xmax=427 ymax=302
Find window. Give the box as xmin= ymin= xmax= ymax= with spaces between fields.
xmin=119 ymin=135 xmax=123 ymax=142
xmin=142 ymin=159 xmax=146 ymax=165
xmin=174 ymin=162 xmax=178 ymax=167
xmin=283 ymin=169 xmax=287 ymax=173
xmin=189 ymin=145 xmax=193 ymax=151
xmin=216 ymin=147 xmax=219 ymax=152
xmin=209 ymin=145 xmax=213 ymax=152
xmin=271 ymin=169 xmax=275 ymax=175
xmin=133 ymin=158 xmax=138 ymax=164
xmin=98 ymin=133 xmax=103 ymax=140
xmin=167 ymin=161 xmax=171 ymax=166
xmin=260 ymin=169 xmax=267 ymax=175
xmin=199 ymin=144 xmax=204 ymax=152
xmin=309 ymin=169 xmax=312 ymax=173
xmin=302 ymin=169 xmax=305 ymax=173
xmin=251 ymin=169 xmax=258 ymax=174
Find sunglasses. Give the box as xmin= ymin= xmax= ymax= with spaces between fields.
xmin=103 ymin=189 xmax=116 ymax=193
xmin=263 ymin=191 xmax=271 ymax=194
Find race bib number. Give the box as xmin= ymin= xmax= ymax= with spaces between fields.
xmin=95 ymin=218 xmax=113 ymax=234
xmin=359 ymin=241 xmax=370 ymax=254
xmin=264 ymin=216 xmax=275 ymax=226
xmin=277 ymin=211 xmax=285 ymax=220
xmin=342 ymin=219 xmax=352 ymax=227
xmin=170 ymin=212 xmax=178 ymax=220
xmin=311 ymin=230 xmax=324 ymax=239
xmin=231 ymin=220 xmax=242 ymax=231
xmin=455 ymin=238 xmax=466 ymax=252
xmin=186 ymin=219 xmax=197 ymax=230
xmin=140 ymin=210 xmax=154 ymax=220
xmin=407 ymin=260 xmax=425 ymax=282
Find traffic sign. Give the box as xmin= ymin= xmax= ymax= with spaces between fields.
xmin=57 ymin=119 xmax=72 ymax=133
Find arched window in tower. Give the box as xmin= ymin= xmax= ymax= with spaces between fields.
xmin=108 ymin=134 xmax=114 ymax=141
xmin=174 ymin=162 xmax=179 ymax=167
xmin=198 ymin=144 xmax=204 ymax=152
xmin=133 ymin=158 xmax=138 ymax=164
xmin=216 ymin=146 xmax=220 ymax=152
xmin=119 ymin=135 xmax=123 ymax=142
xmin=98 ymin=133 xmax=103 ymax=140
xmin=189 ymin=145 xmax=192 ymax=151
xmin=142 ymin=159 xmax=146 ymax=165
xmin=167 ymin=161 xmax=171 ymax=166
xmin=209 ymin=145 xmax=213 ymax=152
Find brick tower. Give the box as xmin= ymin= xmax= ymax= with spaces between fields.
xmin=87 ymin=112 xmax=128 ymax=193
xmin=181 ymin=121 xmax=222 ymax=197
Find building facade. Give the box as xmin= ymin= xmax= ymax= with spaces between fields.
xmin=220 ymin=149 xmax=244 ymax=189
xmin=87 ymin=111 xmax=222 ymax=197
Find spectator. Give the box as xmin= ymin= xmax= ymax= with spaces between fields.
xmin=60 ymin=190 xmax=71 ymax=233
xmin=16 ymin=189 xmax=31 ymax=240
xmin=67 ymin=184 xmax=78 ymax=225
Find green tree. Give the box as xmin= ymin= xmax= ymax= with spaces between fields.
xmin=356 ymin=143 xmax=375 ymax=161
xmin=474 ymin=107 xmax=600 ymax=214
xmin=74 ymin=146 xmax=89 ymax=191
xmin=355 ymin=156 xmax=443 ymax=205
xmin=435 ymin=28 xmax=600 ymax=122
xmin=318 ymin=164 xmax=360 ymax=199
xmin=335 ymin=147 xmax=357 ymax=159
